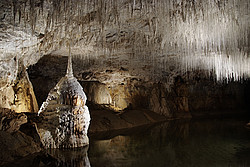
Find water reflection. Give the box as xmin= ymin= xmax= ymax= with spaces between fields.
xmin=89 ymin=119 xmax=250 ymax=167
xmin=3 ymin=118 xmax=250 ymax=167
xmin=45 ymin=146 xmax=91 ymax=167
xmin=3 ymin=146 xmax=91 ymax=167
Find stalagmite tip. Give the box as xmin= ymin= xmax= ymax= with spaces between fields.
xmin=66 ymin=43 xmax=74 ymax=78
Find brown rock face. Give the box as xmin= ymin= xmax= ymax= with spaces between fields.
xmin=0 ymin=66 xmax=38 ymax=113
xmin=0 ymin=108 xmax=41 ymax=165
xmin=28 ymin=55 xmax=250 ymax=119
xmin=12 ymin=69 xmax=39 ymax=113
xmin=0 ymin=108 xmax=27 ymax=132
xmin=149 ymin=80 xmax=190 ymax=118
xmin=0 ymin=130 xmax=41 ymax=165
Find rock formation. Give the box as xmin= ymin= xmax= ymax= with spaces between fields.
xmin=37 ymin=50 xmax=90 ymax=148
xmin=0 ymin=62 xmax=38 ymax=113
xmin=0 ymin=0 xmax=249 ymax=165
xmin=0 ymin=108 xmax=41 ymax=165
xmin=29 ymin=56 xmax=250 ymax=119
xmin=246 ymin=122 xmax=250 ymax=129
xmin=0 ymin=0 xmax=249 ymax=117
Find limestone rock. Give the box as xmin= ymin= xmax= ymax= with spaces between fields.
xmin=12 ymin=69 xmax=39 ymax=113
xmin=0 ymin=108 xmax=27 ymax=133
xmin=29 ymin=55 xmax=250 ymax=119
xmin=0 ymin=108 xmax=41 ymax=165
xmin=37 ymin=76 xmax=90 ymax=148
xmin=0 ymin=130 xmax=41 ymax=165
xmin=81 ymin=81 xmax=112 ymax=107
xmin=149 ymin=81 xmax=191 ymax=118
xmin=246 ymin=122 xmax=250 ymax=129
xmin=0 ymin=64 xmax=38 ymax=113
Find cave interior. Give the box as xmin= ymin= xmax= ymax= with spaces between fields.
xmin=0 ymin=0 xmax=250 ymax=166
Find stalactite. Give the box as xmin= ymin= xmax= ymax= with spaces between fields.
xmin=12 ymin=0 xmax=17 ymax=25
xmin=3 ymin=0 xmax=250 ymax=82
xmin=29 ymin=0 xmax=35 ymax=34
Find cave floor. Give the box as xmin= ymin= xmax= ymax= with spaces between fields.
xmin=88 ymin=109 xmax=250 ymax=134
xmin=88 ymin=109 xmax=167 ymax=133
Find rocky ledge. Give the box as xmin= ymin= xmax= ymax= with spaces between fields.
xmin=0 ymin=107 xmax=166 ymax=166
xmin=0 ymin=109 xmax=41 ymax=165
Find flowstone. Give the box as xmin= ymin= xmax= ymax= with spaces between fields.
xmin=37 ymin=52 xmax=90 ymax=148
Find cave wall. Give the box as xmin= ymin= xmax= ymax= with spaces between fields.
xmin=1 ymin=0 xmax=249 ymax=82
xmin=0 ymin=0 xmax=249 ymax=115
xmin=28 ymin=55 xmax=250 ymax=118
xmin=0 ymin=64 xmax=38 ymax=113
xmin=0 ymin=1 xmax=249 ymax=165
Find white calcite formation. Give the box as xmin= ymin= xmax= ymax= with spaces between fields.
xmin=37 ymin=52 xmax=90 ymax=148
xmin=0 ymin=0 xmax=249 ymax=84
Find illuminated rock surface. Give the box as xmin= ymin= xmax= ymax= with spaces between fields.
xmin=0 ymin=64 xmax=38 ymax=113
xmin=37 ymin=54 xmax=90 ymax=148
xmin=28 ymin=55 xmax=250 ymax=119
xmin=0 ymin=0 xmax=249 ymax=115
xmin=0 ymin=0 xmax=249 ymax=85
xmin=0 ymin=0 xmax=249 ymax=165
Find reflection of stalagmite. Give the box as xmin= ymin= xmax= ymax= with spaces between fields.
xmin=46 ymin=146 xmax=91 ymax=167
xmin=37 ymin=49 xmax=90 ymax=148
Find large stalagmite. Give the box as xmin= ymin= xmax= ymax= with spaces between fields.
xmin=37 ymin=50 xmax=90 ymax=148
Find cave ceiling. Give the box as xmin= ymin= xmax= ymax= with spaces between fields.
xmin=0 ymin=0 xmax=249 ymax=85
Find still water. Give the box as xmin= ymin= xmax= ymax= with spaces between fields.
xmin=3 ymin=118 xmax=250 ymax=167
xmin=88 ymin=118 xmax=250 ymax=167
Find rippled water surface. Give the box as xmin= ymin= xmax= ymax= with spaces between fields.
xmin=89 ymin=118 xmax=250 ymax=167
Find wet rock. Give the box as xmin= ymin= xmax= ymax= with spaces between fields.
xmin=37 ymin=76 xmax=91 ymax=149
xmin=149 ymin=81 xmax=191 ymax=118
xmin=0 ymin=131 xmax=41 ymax=165
xmin=150 ymin=84 xmax=172 ymax=117
xmin=28 ymin=55 xmax=250 ymax=119
xmin=81 ymin=80 xmax=150 ymax=112
xmin=19 ymin=113 xmax=43 ymax=145
xmin=187 ymin=76 xmax=249 ymax=116
xmin=89 ymin=109 xmax=166 ymax=133
xmin=0 ymin=108 xmax=27 ymax=133
xmin=37 ymin=53 xmax=91 ymax=148
xmin=0 ymin=109 xmax=41 ymax=165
